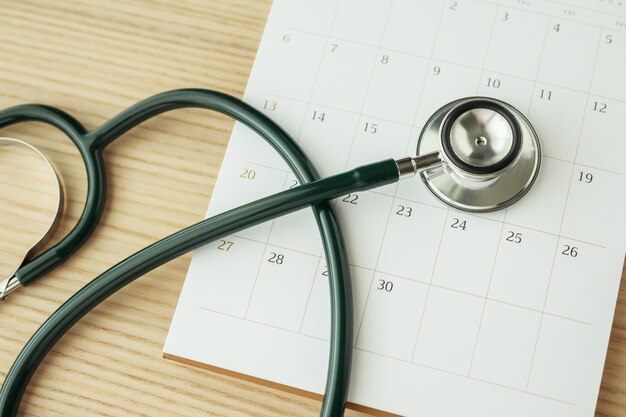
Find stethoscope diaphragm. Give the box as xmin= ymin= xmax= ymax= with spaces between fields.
xmin=417 ymin=97 xmax=541 ymax=212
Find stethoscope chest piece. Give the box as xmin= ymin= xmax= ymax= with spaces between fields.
xmin=417 ymin=97 xmax=541 ymax=212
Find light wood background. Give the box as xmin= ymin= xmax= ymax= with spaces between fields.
xmin=0 ymin=1 xmax=624 ymax=416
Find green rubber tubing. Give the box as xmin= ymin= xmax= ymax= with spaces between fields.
xmin=0 ymin=89 xmax=400 ymax=417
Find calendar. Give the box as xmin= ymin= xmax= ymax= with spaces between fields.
xmin=164 ymin=0 xmax=626 ymax=416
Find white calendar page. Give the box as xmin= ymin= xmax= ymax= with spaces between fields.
xmin=165 ymin=1 xmax=626 ymax=416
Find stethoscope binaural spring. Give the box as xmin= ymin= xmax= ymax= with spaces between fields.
xmin=0 ymin=90 xmax=541 ymax=417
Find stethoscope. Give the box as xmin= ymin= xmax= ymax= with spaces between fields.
xmin=0 ymin=90 xmax=541 ymax=417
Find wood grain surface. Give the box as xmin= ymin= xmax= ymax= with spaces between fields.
xmin=0 ymin=1 xmax=623 ymax=416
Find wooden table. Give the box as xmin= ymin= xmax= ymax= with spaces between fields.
xmin=0 ymin=1 xmax=624 ymax=416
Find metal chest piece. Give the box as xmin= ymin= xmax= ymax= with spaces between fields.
xmin=417 ymin=97 xmax=541 ymax=212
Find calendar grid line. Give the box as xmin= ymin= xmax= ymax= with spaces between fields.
xmin=359 ymin=2 xmax=447 ymax=357
xmin=525 ymin=14 xmax=553 ymax=125
xmin=169 ymin=2 xmax=626 ymax=414
xmin=225 ymin=184 xmax=609 ymax=251
xmin=289 ymin=0 xmax=342 ymax=145
xmin=544 ymin=157 xmax=622 ymax=176
xmin=498 ymin=298 xmax=593 ymax=326
xmin=389 ymin=2 xmax=450 ymax=354
xmin=397 ymin=0 xmax=451 ymax=366
xmin=504 ymin=226 xmax=606 ymax=249
xmin=265 ymin=106 xmax=621 ymax=191
xmin=525 ymin=237 xmax=572 ymax=390
xmin=383 ymin=47 xmax=626 ymax=107
xmin=476 ymin=3 xmax=501 ymax=88
xmin=369 ymin=194 xmax=609 ymax=248
xmin=406 ymin=0 xmax=458 ymax=366
xmin=526 ymin=232 xmax=565 ymax=386
xmin=395 ymin=18 xmax=446 ymax=159
xmin=512 ymin=15 xmax=552 ymax=391
xmin=339 ymin=1 xmax=396 ymax=174
xmin=237 ymin=161 xmax=612 ymax=247
xmin=550 ymin=28 xmax=603 ymax=259
xmin=267 ymin=92 xmax=416 ymax=128
xmin=524 ymin=24 xmax=606 ymax=392
xmin=352 ymin=198 xmax=395 ymax=347
xmin=559 ymin=29 xmax=602 ymax=193
xmin=351 ymin=271 xmax=376 ymax=349
xmin=428 ymin=282 xmax=593 ymax=326
xmin=345 ymin=0 xmax=399 ymax=348
xmin=264 ymin=91 xmax=622 ymax=176
xmin=467 ymin=220 xmax=506 ymax=376
xmin=477 ymin=0 xmax=626 ymax=33
xmin=374 ymin=267 xmax=594 ymax=326
xmin=466 ymin=2 xmax=508 ymax=371
xmin=242 ymin=160 xmax=290 ymax=174
xmin=198 ymin=305 xmax=328 ymax=343
xmin=356 ymin=346 xmax=576 ymax=406
xmin=471 ymin=371 xmax=576 ymax=407
xmin=247 ymin=134 xmax=622 ymax=181
xmin=546 ymin=0 xmax=626 ymax=19
xmin=409 ymin=210 xmax=450 ymax=364
xmin=284 ymin=27 xmax=626 ymax=106
xmin=228 ymin=191 xmax=608 ymax=252
xmin=298 ymin=257 xmax=324 ymax=334
xmin=228 ymin=231 xmax=596 ymax=327
xmin=467 ymin=2 xmax=508 ymax=374
xmin=253 ymin=0 xmax=343 ymax=330
xmin=197 ymin=305 xmax=574 ymax=406
xmin=352 ymin=273 xmax=375 ymax=350
xmin=234 ymin=235 xmax=319 ymax=259
xmin=242 ymin=171 xmax=289 ymax=319
xmin=367 ymin=188 xmax=399 ymax=201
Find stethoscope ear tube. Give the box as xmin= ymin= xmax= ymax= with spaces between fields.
xmin=0 ymin=151 xmax=402 ymax=417
xmin=0 ymin=104 xmax=104 ymax=290
xmin=0 ymin=137 xmax=65 ymax=300
xmin=0 ymin=89 xmax=359 ymax=417
xmin=0 ymin=91 xmax=543 ymax=417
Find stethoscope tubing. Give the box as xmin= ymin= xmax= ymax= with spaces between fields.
xmin=0 ymin=89 xmax=363 ymax=417
xmin=0 ymin=158 xmax=400 ymax=417
xmin=0 ymin=104 xmax=103 ymax=287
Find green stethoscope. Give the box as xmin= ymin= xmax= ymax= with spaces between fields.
xmin=0 ymin=89 xmax=541 ymax=417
